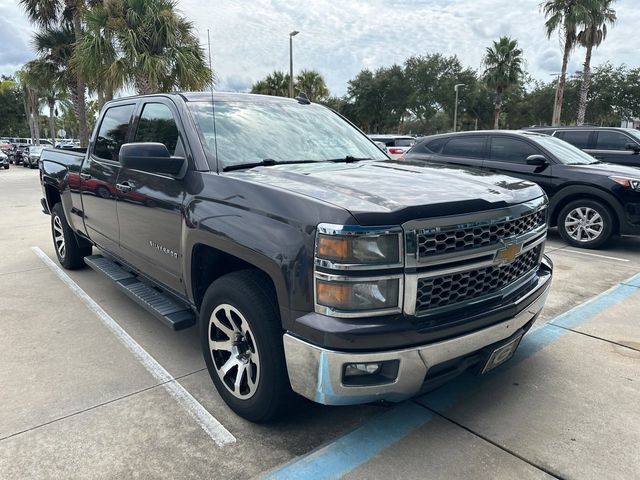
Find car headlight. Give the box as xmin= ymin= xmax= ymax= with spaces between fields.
xmin=610 ymin=176 xmax=640 ymax=191
xmin=314 ymin=224 xmax=404 ymax=317
xmin=315 ymin=224 xmax=402 ymax=268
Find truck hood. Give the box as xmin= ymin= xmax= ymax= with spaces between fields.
xmin=227 ymin=160 xmax=544 ymax=225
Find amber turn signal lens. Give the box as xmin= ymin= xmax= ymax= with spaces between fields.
xmin=317 ymin=235 xmax=350 ymax=261
xmin=316 ymin=280 xmax=352 ymax=309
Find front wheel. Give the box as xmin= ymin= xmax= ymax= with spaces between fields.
xmin=558 ymin=199 xmax=613 ymax=249
xmin=199 ymin=270 xmax=294 ymax=422
xmin=51 ymin=203 xmax=92 ymax=269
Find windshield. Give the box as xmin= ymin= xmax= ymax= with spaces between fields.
xmin=623 ymin=128 xmax=640 ymax=142
xmin=531 ymin=135 xmax=598 ymax=164
xmin=188 ymin=100 xmax=388 ymax=169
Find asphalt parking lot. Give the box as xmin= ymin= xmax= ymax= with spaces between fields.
xmin=1 ymin=166 xmax=639 ymax=479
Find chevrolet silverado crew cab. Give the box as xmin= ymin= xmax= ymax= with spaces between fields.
xmin=39 ymin=92 xmax=552 ymax=422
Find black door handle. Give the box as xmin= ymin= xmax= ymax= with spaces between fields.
xmin=80 ymin=173 xmax=91 ymax=180
xmin=116 ymin=183 xmax=131 ymax=193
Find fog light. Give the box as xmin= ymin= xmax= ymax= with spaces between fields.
xmin=342 ymin=360 xmax=400 ymax=387
xmin=344 ymin=362 xmax=382 ymax=377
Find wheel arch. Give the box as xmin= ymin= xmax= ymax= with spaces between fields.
xmin=549 ymin=185 xmax=622 ymax=234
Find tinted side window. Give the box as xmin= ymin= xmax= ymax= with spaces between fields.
xmin=394 ymin=138 xmax=415 ymax=147
xmin=93 ymin=104 xmax=135 ymax=161
xmin=489 ymin=137 xmax=539 ymax=163
xmin=556 ymin=130 xmax=591 ymax=149
xmin=134 ymin=103 xmax=180 ymax=155
xmin=425 ymin=137 xmax=447 ymax=154
xmin=596 ymin=131 xmax=632 ymax=150
xmin=442 ymin=136 xmax=485 ymax=159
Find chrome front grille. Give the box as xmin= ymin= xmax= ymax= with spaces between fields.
xmin=402 ymin=198 xmax=548 ymax=317
xmin=415 ymin=245 xmax=542 ymax=313
xmin=416 ymin=209 xmax=546 ymax=258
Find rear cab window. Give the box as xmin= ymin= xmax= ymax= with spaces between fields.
xmin=93 ymin=104 xmax=136 ymax=161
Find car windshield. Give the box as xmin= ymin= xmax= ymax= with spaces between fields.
xmin=624 ymin=128 xmax=640 ymax=142
xmin=30 ymin=146 xmax=45 ymax=154
xmin=188 ymin=100 xmax=388 ymax=169
xmin=531 ymin=135 xmax=598 ymax=164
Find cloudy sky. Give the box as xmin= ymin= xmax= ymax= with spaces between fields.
xmin=1 ymin=0 xmax=639 ymax=95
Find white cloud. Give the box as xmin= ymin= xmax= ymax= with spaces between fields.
xmin=2 ymin=0 xmax=639 ymax=94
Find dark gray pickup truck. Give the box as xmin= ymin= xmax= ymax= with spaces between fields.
xmin=40 ymin=92 xmax=553 ymax=421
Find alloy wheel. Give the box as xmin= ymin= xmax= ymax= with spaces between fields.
xmin=564 ymin=206 xmax=603 ymax=243
xmin=208 ymin=304 xmax=260 ymax=400
xmin=53 ymin=215 xmax=66 ymax=259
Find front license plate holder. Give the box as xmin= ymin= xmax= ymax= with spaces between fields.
xmin=481 ymin=334 xmax=523 ymax=374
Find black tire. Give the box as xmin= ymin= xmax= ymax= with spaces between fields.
xmin=51 ymin=203 xmax=92 ymax=269
xmin=558 ymin=199 xmax=614 ymax=249
xmin=3 ymin=165 xmax=8 ymax=170
xmin=199 ymin=270 xmax=293 ymax=422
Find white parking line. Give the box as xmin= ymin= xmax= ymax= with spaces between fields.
xmin=562 ymin=249 xmax=630 ymax=263
xmin=31 ymin=246 xmax=236 ymax=446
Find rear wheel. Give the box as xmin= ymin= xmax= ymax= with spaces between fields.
xmin=199 ymin=270 xmax=293 ymax=422
xmin=558 ymin=199 xmax=613 ymax=249
xmin=51 ymin=203 xmax=92 ymax=269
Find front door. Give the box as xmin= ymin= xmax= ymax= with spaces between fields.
xmin=115 ymin=100 xmax=188 ymax=294
xmin=80 ymin=103 xmax=136 ymax=254
xmin=483 ymin=136 xmax=553 ymax=194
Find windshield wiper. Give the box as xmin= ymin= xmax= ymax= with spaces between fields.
xmin=327 ymin=156 xmax=371 ymax=163
xmin=223 ymin=159 xmax=318 ymax=172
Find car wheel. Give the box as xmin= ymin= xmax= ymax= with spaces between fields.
xmin=558 ymin=199 xmax=613 ymax=249
xmin=199 ymin=270 xmax=294 ymax=422
xmin=4 ymin=165 xmax=8 ymax=169
xmin=51 ymin=203 xmax=92 ymax=269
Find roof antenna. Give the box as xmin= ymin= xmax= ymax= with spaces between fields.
xmin=295 ymin=91 xmax=311 ymax=104
xmin=207 ymin=28 xmax=220 ymax=173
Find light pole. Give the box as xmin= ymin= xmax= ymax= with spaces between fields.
xmin=453 ymin=83 xmax=465 ymax=132
xmin=289 ymin=30 xmax=299 ymax=98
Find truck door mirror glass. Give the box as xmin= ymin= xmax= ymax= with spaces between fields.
xmin=525 ymin=154 xmax=548 ymax=166
xmin=119 ymin=142 xmax=186 ymax=177
xmin=625 ymin=143 xmax=640 ymax=153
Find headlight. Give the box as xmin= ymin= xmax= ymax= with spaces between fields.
xmin=314 ymin=224 xmax=404 ymax=317
xmin=315 ymin=224 xmax=402 ymax=269
xmin=610 ymin=176 xmax=640 ymax=191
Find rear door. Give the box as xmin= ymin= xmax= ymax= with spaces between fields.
xmin=483 ymin=135 xmax=553 ymax=194
xmin=588 ymin=130 xmax=640 ymax=167
xmin=115 ymin=99 xmax=188 ymax=294
xmin=80 ymin=103 xmax=136 ymax=254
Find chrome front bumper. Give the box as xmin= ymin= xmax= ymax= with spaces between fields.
xmin=283 ymin=273 xmax=551 ymax=406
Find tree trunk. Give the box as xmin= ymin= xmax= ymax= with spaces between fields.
xmin=493 ymin=89 xmax=502 ymax=129
xmin=552 ymin=33 xmax=572 ymax=126
xmin=22 ymin=91 xmax=34 ymax=141
xmin=135 ymin=76 xmax=153 ymax=95
xmin=30 ymin=96 xmax=41 ymax=145
xmin=576 ymin=44 xmax=593 ymax=125
xmin=97 ymin=88 xmax=105 ymax=112
xmin=48 ymin=98 xmax=56 ymax=144
xmin=105 ymin=83 xmax=114 ymax=103
xmin=72 ymin=11 xmax=89 ymax=147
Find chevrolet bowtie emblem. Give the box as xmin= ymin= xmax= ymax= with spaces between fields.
xmin=496 ymin=242 xmax=522 ymax=263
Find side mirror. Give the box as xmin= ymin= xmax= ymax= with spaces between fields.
xmin=119 ymin=142 xmax=186 ymax=177
xmin=625 ymin=143 xmax=640 ymax=153
xmin=526 ymin=154 xmax=548 ymax=166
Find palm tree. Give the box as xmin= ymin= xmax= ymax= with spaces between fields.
xmin=251 ymin=71 xmax=290 ymax=97
xmin=30 ymin=58 xmax=63 ymax=143
xmin=16 ymin=65 xmax=42 ymax=144
xmin=20 ymin=0 xmax=90 ymax=146
xmin=295 ymin=70 xmax=329 ymax=102
xmin=542 ymin=0 xmax=594 ymax=126
xmin=576 ymin=0 xmax=616 ymax=124
xmin=482 ymin=37 xmax=524 ymax=129
xmin=73 ymin=0 xmax=211 ymax=97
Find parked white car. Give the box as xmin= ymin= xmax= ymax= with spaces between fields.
xmin=368 ymin=135 xmax=416 ymax=159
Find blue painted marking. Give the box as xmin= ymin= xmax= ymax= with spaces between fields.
xmin=263 ymin=402 xmax=433 ymax=480
xmin=263 ymin=272 xmax=640 ymax=480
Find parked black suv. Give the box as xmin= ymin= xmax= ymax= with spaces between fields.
xmin=406 ymin=130 xmax=640 ymax=248
xmin=526 ymin=126 xmax=640 ymax=168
